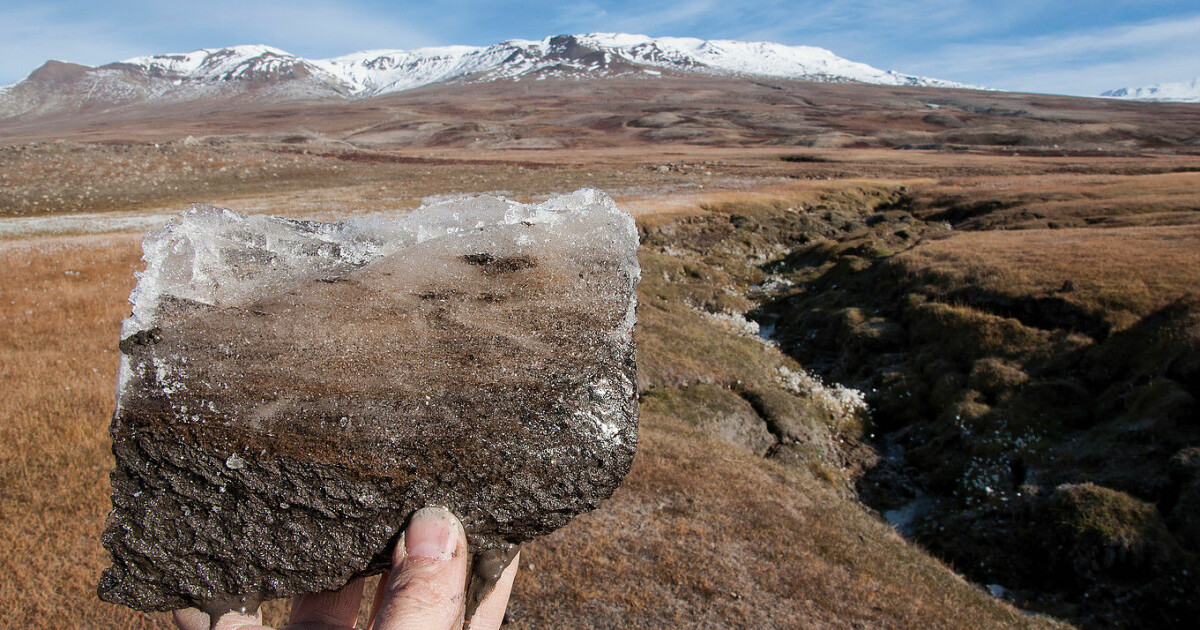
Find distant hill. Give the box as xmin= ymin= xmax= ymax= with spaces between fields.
xmin=0 ymin=33 xmax=978 ymax=118
xmin=1102 ymin=76 xmax=1200 ymax=103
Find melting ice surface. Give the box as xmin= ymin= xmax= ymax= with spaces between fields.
xmin=115 ymin=188 xmax=641 ymax=446
xmin=122 ymin=189 xmax=623 ymax=336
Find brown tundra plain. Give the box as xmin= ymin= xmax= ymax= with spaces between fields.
xmin=2 ymin=75 xmax=1199 ymax=629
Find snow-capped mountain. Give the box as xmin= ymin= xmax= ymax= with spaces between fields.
xmin=0 ymin=34 xmax=977 ymax=118
xmin=311 ymin=34 xmax=974 ymax=95
xmin=1101 ymin=77 xmax=1200 ymax=103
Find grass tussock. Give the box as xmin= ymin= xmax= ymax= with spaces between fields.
xmin=912 ymin=172 xmax=1200 ymax=230
xmin=895 ymin=223 xmax=1200 ymax=331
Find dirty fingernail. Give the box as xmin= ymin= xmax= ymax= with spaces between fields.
xmin=404 ymin=506 xmax=460 ymax=560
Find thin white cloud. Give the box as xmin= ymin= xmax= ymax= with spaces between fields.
xmin=129 ymin=0 xmax=441 ymax=57
xmin=598 ymin=0 xmax=720 ymax=36
xmin=0 ymin=0 xmax=444 ymax=84
xmin=997 ymin=54 xmax=1200 ymax=97
xmin=735 ymin=0 xmax=1033 ymax=47
xmin=553 ymin=2 xmax=609 ymax=30
xmin=0 ymin=6 xmax=144 ymax=83
xmin=898 ymin=13 xmax=1200 ymax=94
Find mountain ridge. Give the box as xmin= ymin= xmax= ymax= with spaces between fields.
xmin=0 ymin=33 xmax=980 ymax=118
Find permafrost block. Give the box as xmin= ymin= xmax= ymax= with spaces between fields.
xmin=99 ymin=189 xmax=640 ymax=612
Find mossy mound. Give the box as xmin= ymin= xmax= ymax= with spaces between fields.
xmin=1046 ymin=483 xmax=1180 ymax=579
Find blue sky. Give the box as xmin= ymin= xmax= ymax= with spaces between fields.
xmin=2 ymin=0 xmax=1198 ymax=96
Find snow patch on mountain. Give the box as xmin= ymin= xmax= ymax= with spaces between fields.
xmin=1102 ymin=77 xmax=1200 ymax=103
xmin=122 ymin=45 xmax=294 ymax=79
xmin=575 ymin=34 xmax=970 ymax=87
xmin=315 ymin=45 xmax=512 ymax=95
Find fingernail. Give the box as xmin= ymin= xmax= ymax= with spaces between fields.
xmin=405 ymin=506 xmax=459 ymax=560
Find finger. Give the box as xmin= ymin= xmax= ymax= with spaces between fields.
xmin=367 ymin=568 xmax=392 ymax=629
xmin=287 ymin=577 xmax=366 ymax=629
xmin=212 ymin=610 xmax=269 ymax=630
xmin=467 ymin=550 xmax=519 ymax=630
xmin=174 ymin=607 xmax=267 ymax=630
xmin=372 ymin=507 xmax=470 ymax=630
xmin=173 ymin=607 xmax=210 ymax=630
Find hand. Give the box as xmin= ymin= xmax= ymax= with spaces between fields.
xmin=174 ymin=507 xmax=518 ymax=630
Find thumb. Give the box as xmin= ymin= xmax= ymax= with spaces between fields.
xmin=372 ymin=506 xmax=470 ymax=630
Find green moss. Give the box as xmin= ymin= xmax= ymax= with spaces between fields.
xmin=640 ymin=385 xmax=753 ymax=426
xmin=740 ymin=386 xmax=827 ymax=443
xmin=634 ymin=296 xmax=775 ymax=391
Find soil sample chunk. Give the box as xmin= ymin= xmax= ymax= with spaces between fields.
xmin=99 ymin=189 xmax=640 ymax=612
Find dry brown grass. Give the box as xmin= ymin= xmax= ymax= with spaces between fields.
xmin=0 ymin=142 xmax=632 ymax=219
xmin=11 ymin=78 xmax=1200 ymax=628
xmin=897 ymin=223 xmax=1200 ymax=330
xmin=913 ymin=171 xmax=1200 ymax=229
xmin=0 ymin=235 xmax=153 ymax=627
xmin=0 ymin=198 xmax=1063 ymax=628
